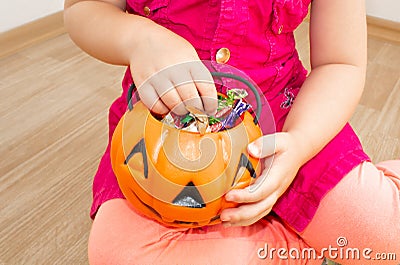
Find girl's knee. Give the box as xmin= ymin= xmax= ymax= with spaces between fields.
xmin=88 ymin=224 xmax=119 ymax=265
xmin=87 ymin=199 xmax=151 ymax=264
xmin=301 ymin=162 xmax=400 ymax=264
xmin=88 ymin=214 xmax=128 ymax=265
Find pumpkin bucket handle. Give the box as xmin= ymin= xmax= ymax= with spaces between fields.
xmin=127 ymin=72 xmax=262 ymax=125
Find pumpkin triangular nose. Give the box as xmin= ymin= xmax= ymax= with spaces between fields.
xmin=172 ymin=181 xmax=205 ymax=208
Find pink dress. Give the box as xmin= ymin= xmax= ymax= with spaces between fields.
xmin=90 ymin=0 xmax=370 ymax=232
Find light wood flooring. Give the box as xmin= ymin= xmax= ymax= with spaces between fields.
xmin=0 ymin=22 xmax=399 ymax=264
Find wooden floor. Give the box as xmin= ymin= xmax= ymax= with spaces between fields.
xmin=0 ymin=22 xmax=399 ymax=264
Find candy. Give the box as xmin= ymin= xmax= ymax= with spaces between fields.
xmin=173 ymin=114 xmax=189 ymax=129
xmin=162 ymin=113 xmax=175 ymax=127
xmin=181 ymin=121 xmax=199 ymax=133
xmin=221 ymin=99 xmax=251 ymax=129
xmin=185 ymin=106 xmax=209 ymax=135
xmin=208 ymin=116 xmax=221 ymax=125
xmin=209 ymin=122 xmax=224 ymax=132
xmin=215 ymin=107 xmax=230 ymax=118
xmin=227 ymin=88 xmax=248 ymax=100
xmin=180 ymin=114 xmax=194 ymax=124
xmin=161 ymin=88 xmax=252 ymax=133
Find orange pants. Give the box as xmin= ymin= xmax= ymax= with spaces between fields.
xmin=88 ymin=161 xmax=400 ymax=264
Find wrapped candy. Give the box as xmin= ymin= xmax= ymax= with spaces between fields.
xmin=161 ymin=88 xmax=251 ymax=133
xmin=185 ymin=106 xmax=209 ymax=135
xmin=221 ymin=99 xmax=251 ymax=129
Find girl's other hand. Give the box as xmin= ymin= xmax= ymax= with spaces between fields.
xmin=220 ymin=132 xmax=307 ymax=227
xmin=129 ymin=23 xmax=217 ymax=116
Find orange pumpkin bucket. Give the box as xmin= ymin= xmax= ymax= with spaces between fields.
xmin=111 ymin=71 xmax=264 ymax=227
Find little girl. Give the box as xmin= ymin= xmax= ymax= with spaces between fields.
xmin=64 ymin=0 xmax=400 ymax=264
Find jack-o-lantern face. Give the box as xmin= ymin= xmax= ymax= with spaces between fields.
xmin=111 ymin=101 xmax=262 ymax=227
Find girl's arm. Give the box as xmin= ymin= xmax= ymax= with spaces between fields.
xmin=64 ymin=0 xmax=217 ymax=115
xmin=282 ymin=0 xmax=367 ymax=164
xmin=64 ymin=0 xmax=146 ymax=66
xmin=222 ymin=0 xmax=367 ymax=226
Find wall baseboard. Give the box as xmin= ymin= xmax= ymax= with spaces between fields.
xmin=0 ymin=12 xmax=399 ymax=59
xmin=0 ymin=11 xmax=65 ymax=59
xmin=367 ymin=16 xmax=400 ymax=45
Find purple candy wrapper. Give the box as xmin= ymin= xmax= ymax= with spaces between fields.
xmin=221 ymin=99 xmax=251 ymax=129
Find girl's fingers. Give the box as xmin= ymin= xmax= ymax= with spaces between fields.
xmin=226 ymin=171 xmax=280 ymax=203
xmin=247 ymin=133 xmax=277 ymax=158
xmin=226 ymin=153 xmax=286 ymax=203
xmin=169 ymin=70 xmax=204 ymax=112
xmin=138 ymin=82 xmax=169 ymax=115
xmin=151 ymin=77 xmax=187 ymax=115
xmin=138 ymin=62 xmax=218 ymax=116
xmin=221 ymin=196 xmax=276 ymax=226
xmin=190 ymin=63 xmax=218 ymax=115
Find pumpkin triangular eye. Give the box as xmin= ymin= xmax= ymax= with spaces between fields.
xmin=232 ymin=153 xmax=256 ymax=186
xmin=124 ymin=138 xmax=148 ymax=179
xmin=172 ymin=182 xmax=206 ymax=208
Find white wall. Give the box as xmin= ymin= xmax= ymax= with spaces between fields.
xmin=1 ymin=0 xmax=399 ymax=33
xmin=0 ymin=0 xmax=64 ymax=33
xmin=366 ymin=0 xmax=400 ymax=22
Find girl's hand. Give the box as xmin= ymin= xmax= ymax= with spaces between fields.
xmin=129 ymin=23 xmax=217 ymax=116
xmin=220 ymin=132 xmax=307 ymax=227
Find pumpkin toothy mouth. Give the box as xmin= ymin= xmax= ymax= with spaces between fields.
xmin=172 ymin=196 xmax=205 ymax=208
xmin=127 ymin=186 xmax=216 ymax=226
xmin=172 ymin=181 xmax=206 ymax=208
